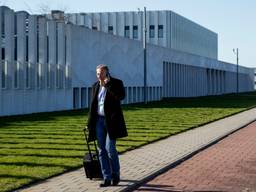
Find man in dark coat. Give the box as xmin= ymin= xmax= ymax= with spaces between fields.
xmin=87 ymin=64 xmax=127 ymax=187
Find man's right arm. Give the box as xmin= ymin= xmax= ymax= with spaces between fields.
xmin=105 ymin=79 xmax=125 ymax=101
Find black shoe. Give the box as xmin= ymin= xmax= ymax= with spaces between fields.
xmin=112 ymin=176 xmax=120 ymax=186
xmin=99 ymin=179 xmax=111 ymax=187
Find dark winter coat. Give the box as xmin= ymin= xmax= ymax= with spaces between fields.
xmin=87 ymin=76 xmax=127 ymax=141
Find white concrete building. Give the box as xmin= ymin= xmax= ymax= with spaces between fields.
xmin=0 ymin=6 xmax=254 ymax=116
xmin=62 ymin=10 xmax=218 ymax=59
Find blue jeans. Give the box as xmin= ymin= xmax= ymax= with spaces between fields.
xmin=96 ymin=116 xmax=120 ymax=180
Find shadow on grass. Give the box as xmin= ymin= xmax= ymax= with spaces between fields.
xmin=0 ymin=92 xmax=256 ymax=127
xmin=0 ymin=140 xmax=85 ymax=145
xmin=0 ymin=153 xmax=83 ymax=158
xmin=0 ymin=162 xmax=76 ymax=169
xmin=124 ymin=92 xmax=256 ymax=110
xmin=0 ymin=145 xmax=85 ymax=151
xmin=0 ymin=174 xmax=40 ymax=180
xmin=0 ymin=109 xmax=88 ymax=127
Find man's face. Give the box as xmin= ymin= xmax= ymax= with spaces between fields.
xmin=96 ymin=68 xmax=107 ymax=81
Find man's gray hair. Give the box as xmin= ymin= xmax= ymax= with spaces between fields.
xmin=96 ymin=64 xmax=109 ymax=73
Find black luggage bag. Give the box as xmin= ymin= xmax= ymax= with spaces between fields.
xmin=83 ymin=128 xmax=103 ymax=180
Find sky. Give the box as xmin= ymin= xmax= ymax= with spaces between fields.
xmin=1 ymin=0 xmax=256 ymax=68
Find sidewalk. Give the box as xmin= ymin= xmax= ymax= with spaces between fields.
xmin=136 ymin=116 xmax=256 ymax=192
xmin=17 ymin=107 xmax=256 ymax=192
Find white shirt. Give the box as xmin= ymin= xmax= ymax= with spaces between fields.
xmin=97 ymin=86 xmax=107 ymax=116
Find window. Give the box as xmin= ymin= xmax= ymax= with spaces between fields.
xmin=14 ymin=61 xmax=19 ymax=89
xmin=65 ymin=65 xmax=71 ymax=89
xmin=56 ymin=64 xmax=64 ymax=89
xmin=56 ymin=24 xmax=58 ymax=64
xmin=1 ymin=60 xmax=7 ymax=89
xmin=25 ymin=36 xmax=28 ymax=62
xmin=14 ymin=36 xmax=17 ymax=61
xmin=158 ymin=25 xmax=164 ymax=38
xmin=92 ymin=26 xmax=97 ymax=30
xmin=1 ymin=10 xmax=4 ymax=36
xmin=56 ymin=65 xmax=60 ymax=88
xmin=36 ymin=34 xmax=39 ymax=63
xmin=46 ymin=36 xmax=49 ymax=63
xmin=60 ymin=67 xmax=64 ymax=88
xmin=36 ymin=21 xmax=39 ymax=63
xmin=47 ymin=64 xmax=51 ymax=88
xmin=25 ymin=62 xmax=30 ymax=88
xmin=14 ymin=15 xmax=17 ymax=61
xmin=133 ymin=25 xmax=138 ymax=39
xmin=124 ymin=26 xmax=130 ymax=38
xmin=81 ymin=87 xmax=87 ymax=108
xmin=36 ymin=63 xmax=42 ymax=89
xmin=149 ymin=25 xmax=155 ymax=38
xmin=25 ymin=14 xmax=29 ymax=34
xmin=1 ymin=10 xmax=5 ymax=51
xmin=1 ymin=48 xmax=5 ymax=60
xmin=108 ymin=26 xmax=113 ymax=34
xmin=73 ymin=87 xmax=80 ymax=109
xmin=64 ymin=36 xmax=67 ymax=65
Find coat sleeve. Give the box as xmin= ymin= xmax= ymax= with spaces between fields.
xmin=105 ymin=78 xmax=125 ymax=101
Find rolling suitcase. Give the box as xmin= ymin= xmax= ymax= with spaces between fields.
xmin=83 ymin=127 xmax=103 ymax=180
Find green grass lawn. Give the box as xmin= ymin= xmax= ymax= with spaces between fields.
xmin=0 ymin=92 xmax=256 ymax=192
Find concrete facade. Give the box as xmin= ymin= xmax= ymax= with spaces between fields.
xmin=0 ymin=6 xmax=72 ymax=116
xmin=55 ymin=10 xmax=218 ymax=59
xmin=0 ymin=6 xmax=254 ymax=116
xmin=71 ymin=26 xmax=253 ymax=108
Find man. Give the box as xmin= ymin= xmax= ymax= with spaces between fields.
xmin=87 ymin=64 xmax=128 ymax=187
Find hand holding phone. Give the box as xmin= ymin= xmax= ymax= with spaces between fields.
xmin=104 ymin=72 xmax=110 ymax=85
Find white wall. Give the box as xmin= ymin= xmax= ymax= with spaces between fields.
xmin=0 ymin=6 xmax=72 ymax=116
xmin=70 ymin=25 xmax=254 ymax=106
xmin=66 ymin=10 xmax=217 ymax=59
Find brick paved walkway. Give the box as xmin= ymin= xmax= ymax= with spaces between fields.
xmin=17 ymin=108 xmax=256 ymax=192
xmin=136 ymin=121 xmax=256 ymax=192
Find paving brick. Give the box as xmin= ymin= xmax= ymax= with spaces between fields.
xmin=136 ymin=120 xmax=256 ymax=192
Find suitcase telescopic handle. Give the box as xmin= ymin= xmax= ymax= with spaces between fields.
xmin=83 ymin=127 xmax=100 ymax=161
